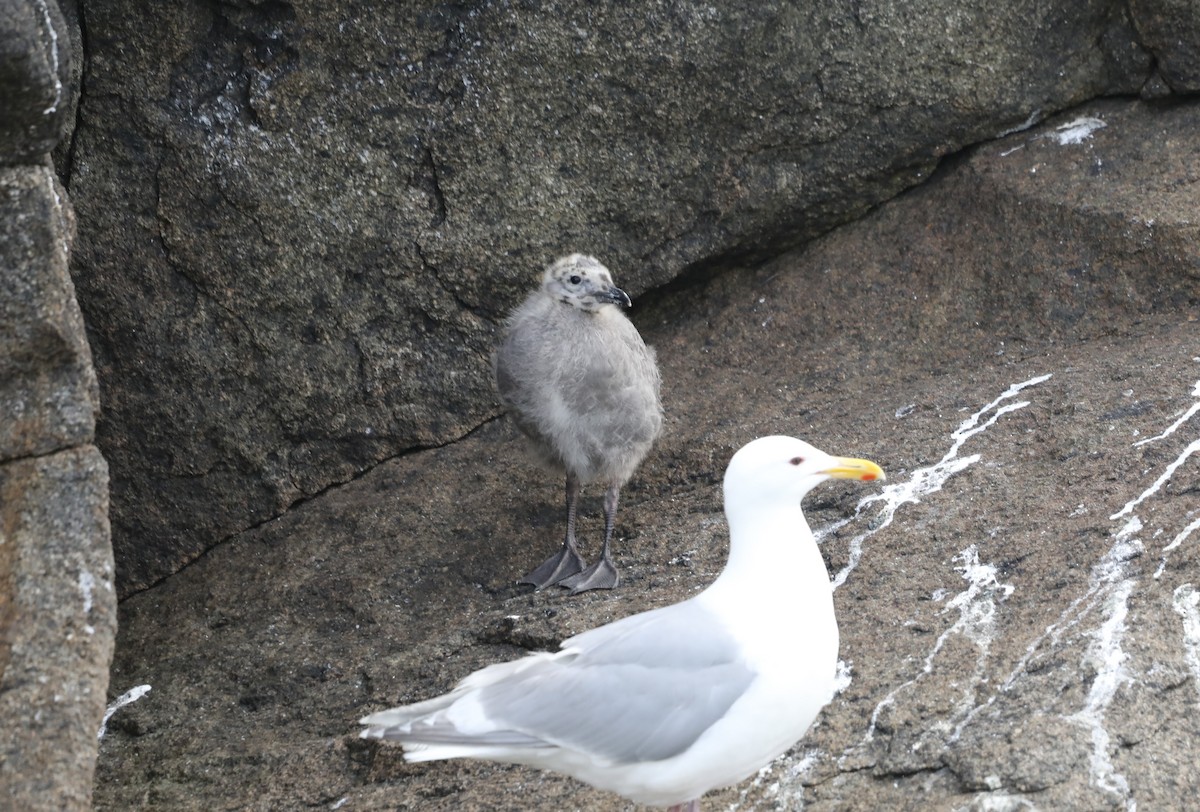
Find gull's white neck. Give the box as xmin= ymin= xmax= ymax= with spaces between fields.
xmin=700 ymin=501 xmax=834 ymax=619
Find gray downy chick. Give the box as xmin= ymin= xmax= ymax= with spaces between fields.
xmin=495 ymin=254 xmax=663 ymax=593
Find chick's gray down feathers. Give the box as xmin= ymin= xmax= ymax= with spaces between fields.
xmin=495 ymin=254 xmax=663 ymax=592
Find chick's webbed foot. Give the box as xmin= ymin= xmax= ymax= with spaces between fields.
xmin=558 ymin=554 xmax=619 ymax=594
xmin=518 ymin=542 xmax=587 ymax=590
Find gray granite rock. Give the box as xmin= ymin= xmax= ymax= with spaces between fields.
xmin=93 ymin=97 xmax=1200 ymax=811
xmin=1131 ymin=0 xmax=1200 ymax=91
xmin=1 ymin=166 xmax=96 ymax=461
xmin=1 ymin=3 xmax=111 ymax=809
xmin=0 ymin=448 xmax=114 ymax=812
xmin=0 ymin=0 xmax=74 ymax=164
xmin=64 ymin=0 xmax=1160 ymax=594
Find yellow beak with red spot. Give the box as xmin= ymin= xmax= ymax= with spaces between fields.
xmin=822 ymin=457 xmax=886 ymax=483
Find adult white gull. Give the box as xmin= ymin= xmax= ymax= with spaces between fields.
xmin=360 ymin=436 xmax=885 ymax=810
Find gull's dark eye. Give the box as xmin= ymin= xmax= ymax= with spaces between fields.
xmin=569 ymin=275 xmax=582 ymax=285
xmin=789 ymin=456 xmax=804 ymax=466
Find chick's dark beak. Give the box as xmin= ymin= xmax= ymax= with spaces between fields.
xmin=596 ymin=286 xmax=632 ymax=308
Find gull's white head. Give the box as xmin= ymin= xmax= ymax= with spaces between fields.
xmin=723 ymin=436 xmax=885 ymax=513
xmin=542 ymin=253 xmax=633 ymax=314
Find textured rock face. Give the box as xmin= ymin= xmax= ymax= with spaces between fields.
xmin=0 ymin=0 xmax=72 ymax=164
xmin=0 ymin=449 xmax=114 ymax=812
xmin=94 ymin=99 xmax=1200 ymax=810
xmin=66 ymin=0 xmax=1158 ymax=595
xmin=1 ymin=167 xmax=94 ymax=456
xmin=1 ymin=3 xmax=114 ymax=810
xmin=1131 ymin=0 xmax=1200 ymax=91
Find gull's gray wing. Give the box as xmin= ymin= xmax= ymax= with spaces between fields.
xmin=477 ymin=601 xmax=756 ymax=764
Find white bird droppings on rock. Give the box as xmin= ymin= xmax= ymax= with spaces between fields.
xmin=98 ymin=685 xmax=152 ymax=741
xmin=1052 ymin=116 xmax=1106 ymax=145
